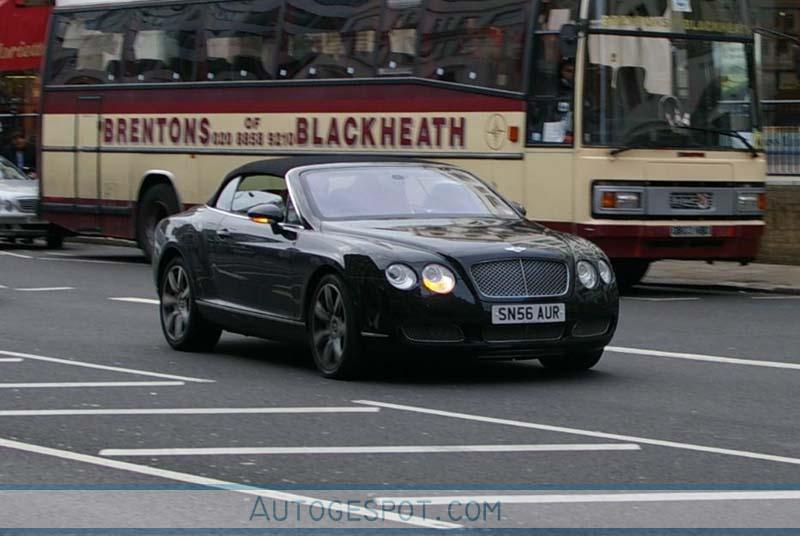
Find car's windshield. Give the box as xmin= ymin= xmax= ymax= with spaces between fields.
xmin=299 ymin=166 xmax=519 ymax=221
xmin=584 ymin=0 xmax=756 ymax=151
xmin=0 ymin=158 xmax=28 ymax=181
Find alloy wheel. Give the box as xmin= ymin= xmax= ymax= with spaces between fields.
xmin=161 ymin=264 xmax=191 ymax=341
xmin=312 ymin=283 xmax=347 ymax=372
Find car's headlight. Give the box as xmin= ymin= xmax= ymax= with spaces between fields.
xmin=577 ymin=260 xmax=598 ymax=290
xmin=422 ymin=264 xmax=456 ymax=295
xmin=597 ymin=260 xmax=614 ymax=285
xmin=385 ymin=264 xmax=418 ymax=291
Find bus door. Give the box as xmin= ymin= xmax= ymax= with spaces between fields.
xmin=73 ymin=96 xmax=103 ymax=232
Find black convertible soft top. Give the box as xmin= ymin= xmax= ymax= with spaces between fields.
xmin=223 ymin=155 xmax=441 ymax=182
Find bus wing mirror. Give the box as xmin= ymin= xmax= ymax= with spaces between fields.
xmin=559 ymin=24 xmax=578 ymax=60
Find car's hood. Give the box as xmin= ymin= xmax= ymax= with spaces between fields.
xmin=0 ymin=179 xmax=39 ymax=197
xmin=323 ymin=218 xmax=574 ymax=264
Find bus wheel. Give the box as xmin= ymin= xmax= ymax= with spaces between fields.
xmin=613 ymin=260 xmax=651 ymax=292
xmin=137 ymin=183 xmax=179 ymax=262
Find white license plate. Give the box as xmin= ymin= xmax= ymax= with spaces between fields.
xmin=491 ymin=304 xmax=566 ymax=325
xmin=670 ymin=225 xmax=712 ymax=238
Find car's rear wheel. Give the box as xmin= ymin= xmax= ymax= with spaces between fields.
xmin=46 ymin=233 xmax=64 ymax=249
xmin=160 ymin=257 xmax=221 ymax=352
xmin=308 ymin=274 xmax=363 ymax=379
xmin=539 ymin=349 xmax=603 ymax=372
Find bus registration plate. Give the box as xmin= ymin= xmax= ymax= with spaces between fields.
xmin=670 ymin=226 xmax=712 ymax=238
xmin=492 ymin=304 xmax=566 ymax=325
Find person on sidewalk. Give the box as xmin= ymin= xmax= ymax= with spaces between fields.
xmin=1 ymin=130 xmax=36 ymax=177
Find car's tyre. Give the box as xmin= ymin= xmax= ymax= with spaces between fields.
xmin=612 ymin=260 xmax=651 ymax=292
xmin=46 ymin=233 xmax=64 ymax=249
xmin=539 ymin=349 xmax=603 ymax=372
xmin=137 ymin=183 xmax=180 ymax=262
xmin=159 ymin=256 xmax=221 ymax=352
xmin=307 ymin=274 xmax=364 ymax=379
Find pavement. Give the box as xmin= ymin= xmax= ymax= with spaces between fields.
xmin=1 ymin=241 xmax=800 ymax=532
xmin=645 ymin=260 xmax=800 ymax=294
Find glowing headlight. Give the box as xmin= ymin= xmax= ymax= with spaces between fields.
xmin=597 ymin=260 xmax=614 ymax=285
xmin=422 ymin=264 xmax=456 ymax=295
xmin=385 ymin=264 xmax=417 ymax=291
xmin=577 ymin=260 xmax=598 ymax=290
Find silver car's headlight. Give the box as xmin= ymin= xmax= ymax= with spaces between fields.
xmin=597 ymin=260 xmax=614 ymax=285
xmin=385 ymin=264 xmax=417 ymax=291
xmin=577 ymin=260 xmax=599 ymax=290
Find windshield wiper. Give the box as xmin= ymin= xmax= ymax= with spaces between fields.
xmin=609 ymin=124 xmax=759 ymax=158
xmin=670 ymin=125 xmax=759 ymax=158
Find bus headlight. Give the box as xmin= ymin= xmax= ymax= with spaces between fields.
xmin=594 ymin=186 xmax=646 ymax=215
xmin=577 ymin=261 xmax=599 ymax=290
xmin=736 ymin=190 xmax=767 ymax=214
xmin=422 ymin=264 xmax=456 ymax=295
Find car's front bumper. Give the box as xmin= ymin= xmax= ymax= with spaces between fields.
xmin=0 ymin=216 xmax=51 ymax=238
xmin=357 ymin=280 xmax=618 ymax=359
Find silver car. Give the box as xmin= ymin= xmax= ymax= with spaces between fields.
xmin=0 ymin=156 xmax=63 ymax=248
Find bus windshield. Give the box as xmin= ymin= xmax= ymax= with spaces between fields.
xmin=583 ymin=0 xmax=756 ymax=151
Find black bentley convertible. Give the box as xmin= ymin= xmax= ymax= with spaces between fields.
xmin=153 ymin=157 xmax=618 ymax=378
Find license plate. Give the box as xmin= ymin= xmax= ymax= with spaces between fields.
xmin=670 ymin=225 xmax=712 ymax=238
xmin=491 ymin=304 xmax=566 ymax=325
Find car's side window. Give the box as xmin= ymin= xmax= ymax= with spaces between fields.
xmin=231 ymin=174 xmax=288 ymax=214
xmin=214 ymin=178 xmax=240 ymax=211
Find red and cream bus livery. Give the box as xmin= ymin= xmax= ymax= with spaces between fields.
xmin=40 ymin=0 xmax=766 ymax=287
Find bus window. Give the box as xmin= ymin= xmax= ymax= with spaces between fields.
xmin=377 ymin=0 xmax=422 ymax=76
xmin=278 ymin=0 xmax=381 ymax=80
xmin=49 ymin=11 xmax=126 ymax=85
xmin=203 ymin=1 xmax=281 ymax=81
xmin=527 ymin=0 xmax=578 ymax=145
xmin=128 ymin=5 xmax=203 ymax=83
xmin=419 ymin=0 xmax=530 ymax=91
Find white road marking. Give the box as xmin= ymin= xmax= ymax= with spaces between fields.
xmin=0 ymin=381 xmax=185 ymax=389
xmin=0 ymin=407 xmax=381 ymax=417
xmin=99 ymin=443 xmax=641 ymax=458
xmin=109 ymin=297 xmax=159 ymax=305
xmin=0 ymin=284 xmax=8 ymax=289
xmin=607 ymin=346 xmax=800 ymax=371
xmin=40 ymin=257 xmax=127 ymax=265
xmin=0 ymin=251 xmax=32 ymax=259
xmin=625 ymin=297 xmax=700 ymax=302
xmin=0 ymin=358 xmax=23 ymax=363
xmin=375 ymin=490 xmax=800 ymax=506
xmin=15 ymin=286 xmax=75 ymax=292
xmin=0 ymin=437 xmax=460 ymax=530
xmin=354 ymin=400 xmax=800 ymax=467
xmin=0 ymin=349 xmax=214 ymax=383
xmin=751 ymin=296 xmax=800 ymax=300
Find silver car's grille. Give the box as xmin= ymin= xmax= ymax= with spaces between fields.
xmin=17 ymin=198 xmax=39 ymax=214
xmin=670 ymin=192 xmax=714 ymax=211
xmin=471 ymin=259 xmax=568 ymax=298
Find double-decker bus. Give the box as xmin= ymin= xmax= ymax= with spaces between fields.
xmin=41 ymin=0 xmax=766 ymax=287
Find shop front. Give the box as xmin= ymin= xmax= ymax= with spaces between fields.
xmin=0 ymin=0 xmax=52 ymax=149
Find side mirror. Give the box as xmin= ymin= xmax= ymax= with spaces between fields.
xmin=511 ymin=201 xmax=527 ymax=217
xmin=558 ymin=23 xmax=578 ymax=60
xmin=247 ymin=203 xmax=284 ymax=225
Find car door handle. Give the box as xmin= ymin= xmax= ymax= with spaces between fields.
xmin=218 ymin=228 xmax=232 ymax=240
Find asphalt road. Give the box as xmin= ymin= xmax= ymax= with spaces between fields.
xmin=1 ymin=241 xmax=799 ymax=533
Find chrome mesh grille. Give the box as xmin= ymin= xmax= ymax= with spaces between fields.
xmin=471 ymin=259 xmax=568 ymax=298
xmin=17 ymin=198 xmax=39 ymax=214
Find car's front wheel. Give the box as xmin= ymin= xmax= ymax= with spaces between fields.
xmin=308 ymin=274 xmax=364 ymax=379
xmin=539 ymin=349 xmax=603 ymax=372
xmin=159 ymin=257 xmax=221 ymax=352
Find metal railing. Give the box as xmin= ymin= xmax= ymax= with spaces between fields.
xmin=764 ymin=126 xmax=800 ymax=176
